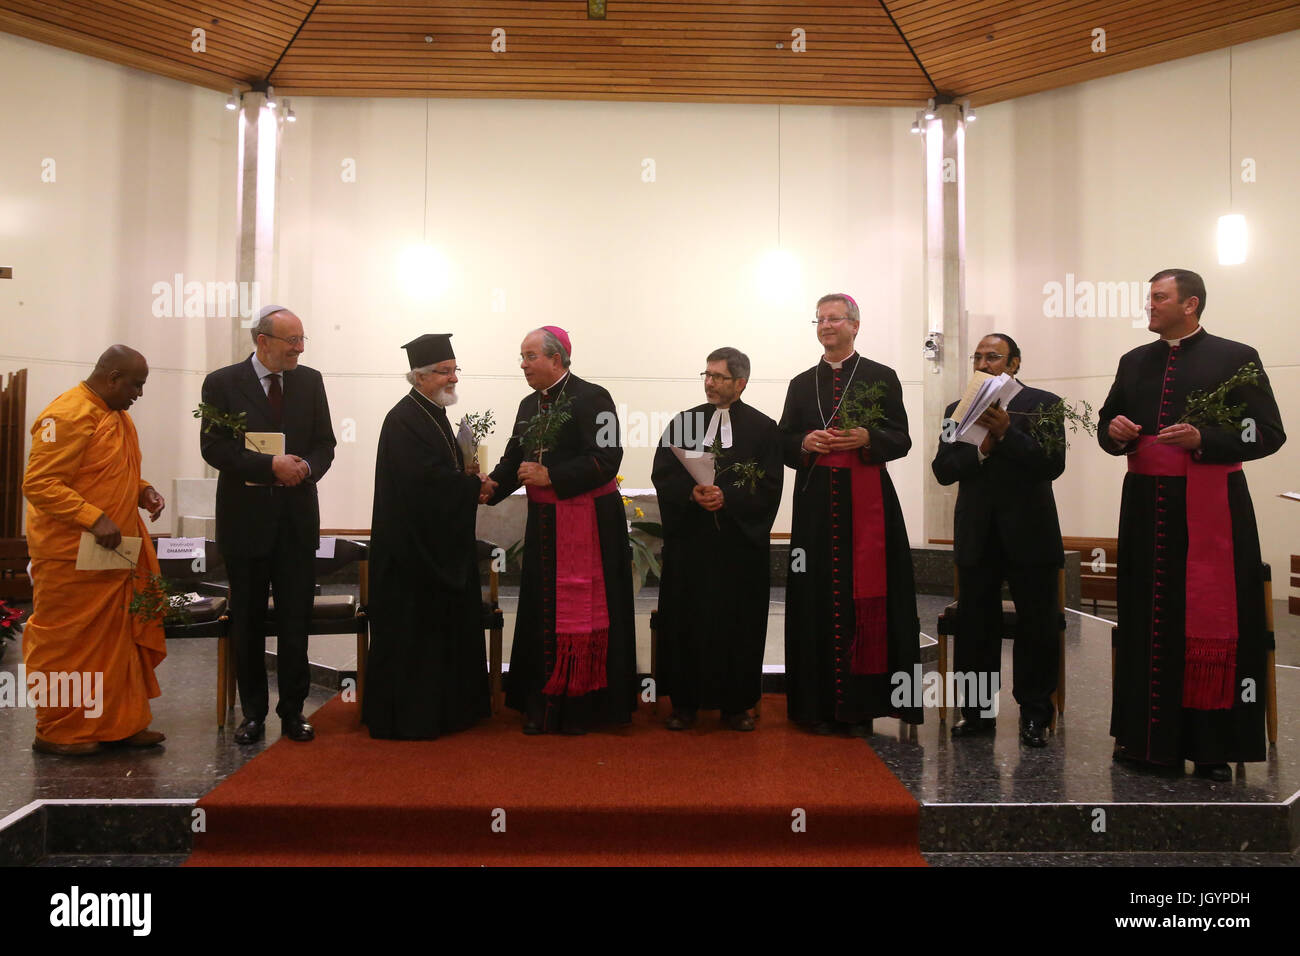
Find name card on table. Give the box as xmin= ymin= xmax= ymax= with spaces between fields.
xmin=157 ymin=536 xmax=204 ymax=560
xmin=315 ymin=537 xmax=336 ymax=559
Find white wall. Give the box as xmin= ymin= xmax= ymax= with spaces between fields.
xmin=274 ymin=97 xmax=926 ymax=536
xmin=0 ymin=33 xmax=237 ymax=528
xmin=965 ymin=30 xmax=1299 ymax=580
xmin=5 ymin=25 xmax=1294 ymax=575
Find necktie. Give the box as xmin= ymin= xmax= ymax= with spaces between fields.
xmin=267 ymin=372 xmax=283 ymax=426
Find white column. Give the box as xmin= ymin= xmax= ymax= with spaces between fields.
xmin=922 ymin=102 xmax=967 ymax=546
xmin=232 ymin=91 xmax=280 ymax=363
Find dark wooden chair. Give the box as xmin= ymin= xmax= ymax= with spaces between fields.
xmin=0 ymin=537 xmax=33 ymax=603
xmin=478 ymin=540 xmax=506 ymax=713
xmin=152 ymin=539 xmax=233 ymax=726
xmin=936 ymin=567 xmax=1067 ymax=729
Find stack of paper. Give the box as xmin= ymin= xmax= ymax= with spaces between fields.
xmin=945 ymin=372 xmax=1023 ymax=446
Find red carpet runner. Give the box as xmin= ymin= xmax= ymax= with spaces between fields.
xmin=187 ymin=695 xmax=925 ymax=866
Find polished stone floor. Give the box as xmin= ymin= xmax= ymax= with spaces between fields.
xmin=2 ymin=587 xmax=1296 ymax=864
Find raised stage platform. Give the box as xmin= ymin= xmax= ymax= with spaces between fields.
xmin=0 ymin=591 xmax=1296 ymax=866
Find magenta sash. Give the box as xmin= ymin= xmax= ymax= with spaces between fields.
xmin=1128 ymin=437 xmax=1241 ymax=709
xmin=526 ymin=478 xmax=619 ymax=696
xmin=815 ymin=450 xmax=888 ymax=674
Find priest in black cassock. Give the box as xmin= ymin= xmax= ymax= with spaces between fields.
xmin=1099 ymin=269 xmax=1285 ymax=781
xmin=651 ymin=347 xmax=784 ymax=732
xmin=480 ymin=327 xmax=637 ymax=735
xmin=361 ymin=334 xmax=491 ymax=739
xmin=779 ymin=293 xmax=922 ymax=735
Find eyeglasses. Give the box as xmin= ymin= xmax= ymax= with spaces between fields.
xmin=970 ymin=352 xmax=1006 ymax=363
xmin=426 ymin=366 xmax=461 ymax=377
xmin=263 ymin=333 xmax=309 ymax=347
xmin=811 ymin=315 xmax=851 ymax=325
xmin=699 ymin=371 xmax=735 ymax=383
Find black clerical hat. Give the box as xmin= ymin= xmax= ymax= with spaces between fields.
xmin=402 ymin=334 xmax=455 ymax=369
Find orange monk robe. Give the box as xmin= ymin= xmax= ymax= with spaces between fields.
xmin=22 ymin=383 xmax=167 ymax=744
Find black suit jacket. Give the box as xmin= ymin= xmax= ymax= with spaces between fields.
xmin=487 ymin=372 xmax=621 ymax=500
xmin=200 ymin=356 xmax=336 ymax=558
xmin=931 ymin=383 xmax=1065 ymax=568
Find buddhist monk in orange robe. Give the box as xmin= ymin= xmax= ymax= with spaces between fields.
xmin=22 ymin=345 xmax=168 ymax=755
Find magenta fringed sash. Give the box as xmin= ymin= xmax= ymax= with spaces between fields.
xmin=1128 ymin=437 xmax=1242 ymax=710
xmin=815 ymin=450 xmax=888 ymax=674
xmin=527 ymin=478 xmax=619 ymax=697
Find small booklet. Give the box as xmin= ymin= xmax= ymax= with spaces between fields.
xmin=245 ymin=431 xmax=286 ymax=486
xmin=76 ymin=532 xmax=141 ymax=571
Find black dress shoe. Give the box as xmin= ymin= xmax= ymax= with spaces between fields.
xmin=847 ymin=721 xmax=873 ymax=738
xmin=1112 ymin=748 xmax=1183 ymax=775
xmin=950 ymin=716 xmax=996 ymax=738
xmin=1019 ymin=718 xmax=1049 ymax=748
xmin=723 ymin=712 xmax=755 ymax=732
xmin=1194 ymin=762 xmax=1232 ymax=782
xmin=521 ymin=719 xmax=543 ymax=735
xmin=665 ymin=711 xmax=698 ymax=731
xmin=280 ymin=714 xmax=315 ymax=742
xmin=233 ymin=718 xmax=265 ymax=745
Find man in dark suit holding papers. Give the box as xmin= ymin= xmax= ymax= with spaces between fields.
xmin=200 ymin=305 xmax=336 ymax=744
xmin=932 ymin=333 xmax=1065 ymax=747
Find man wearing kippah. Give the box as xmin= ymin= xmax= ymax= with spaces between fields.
xmin=200 ymin=305 xmax=336 ymax=745
xmin=480 ymin=327 xmax=637 ymax=735
xmin=363 ymin=334 xmax=491 ymax=739
xmin=778 ymin=293 xmax=922 ymax=736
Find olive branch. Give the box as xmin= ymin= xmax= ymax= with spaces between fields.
xmin=520 ymin=392 xmax=573 ymax=460
xmin=1008 ymin=399 xmax=1097 ymax=457
xmin=1178 ymin=362 xmax=1261 ymax=429
xmin=837 ymin=381 xmax=888 ymax=431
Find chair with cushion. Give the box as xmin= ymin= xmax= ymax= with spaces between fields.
xmin=213 ymin=537 xmax=370 ymax=729
xmin=152 ymin=539 xmax=232 ymax=725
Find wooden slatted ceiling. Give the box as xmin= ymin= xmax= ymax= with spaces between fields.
xmin=890 ymin=0 xmax=1300 ymax=103
xmin=273 ymin=1 xmax=932 ymax=104
xmin=1 ymin=0 xmax=1299 ymax=106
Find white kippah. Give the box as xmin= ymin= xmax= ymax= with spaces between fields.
xmin=256 ymin=304 xmax=288 ymax=321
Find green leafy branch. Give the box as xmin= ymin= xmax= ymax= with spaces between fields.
xmin=708 ymin=436 xmax=765 ymax=494
xmin=520 ymin=392 xmax=573 ymax=460
xmin=837 ymin=381 xmax=888 ymax=431
xmin=1178 ymin=362 xmax=1261 ymax=429
xmin=460 ymin=410 xmax=496 ymax=446
xmin=194 ymin=402 xmax=248 ymax=438
xmin=1009 ymin=399 xmax=1097 ymax=457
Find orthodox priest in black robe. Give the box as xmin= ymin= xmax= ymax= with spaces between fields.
xmin=362 ymin=334 xmax=491 ymax=739
xmin=483 ymin=326 xmax=637 ymax=735
xmin=779 ymin=293 xmax=922 ymax=734
xmin=1099 ymin=269 xmax=1285 ymax=779
xmin=651 ymin=347 xmax=784 ymax=732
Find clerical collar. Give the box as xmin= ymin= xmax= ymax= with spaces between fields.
xmin=821 ymin=351 xmax=858 ymax=370
xmin=1162 ymin=326 xmax=1204 ymax=346
xmin=541 ymin=371 xmax=570 ymax=396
